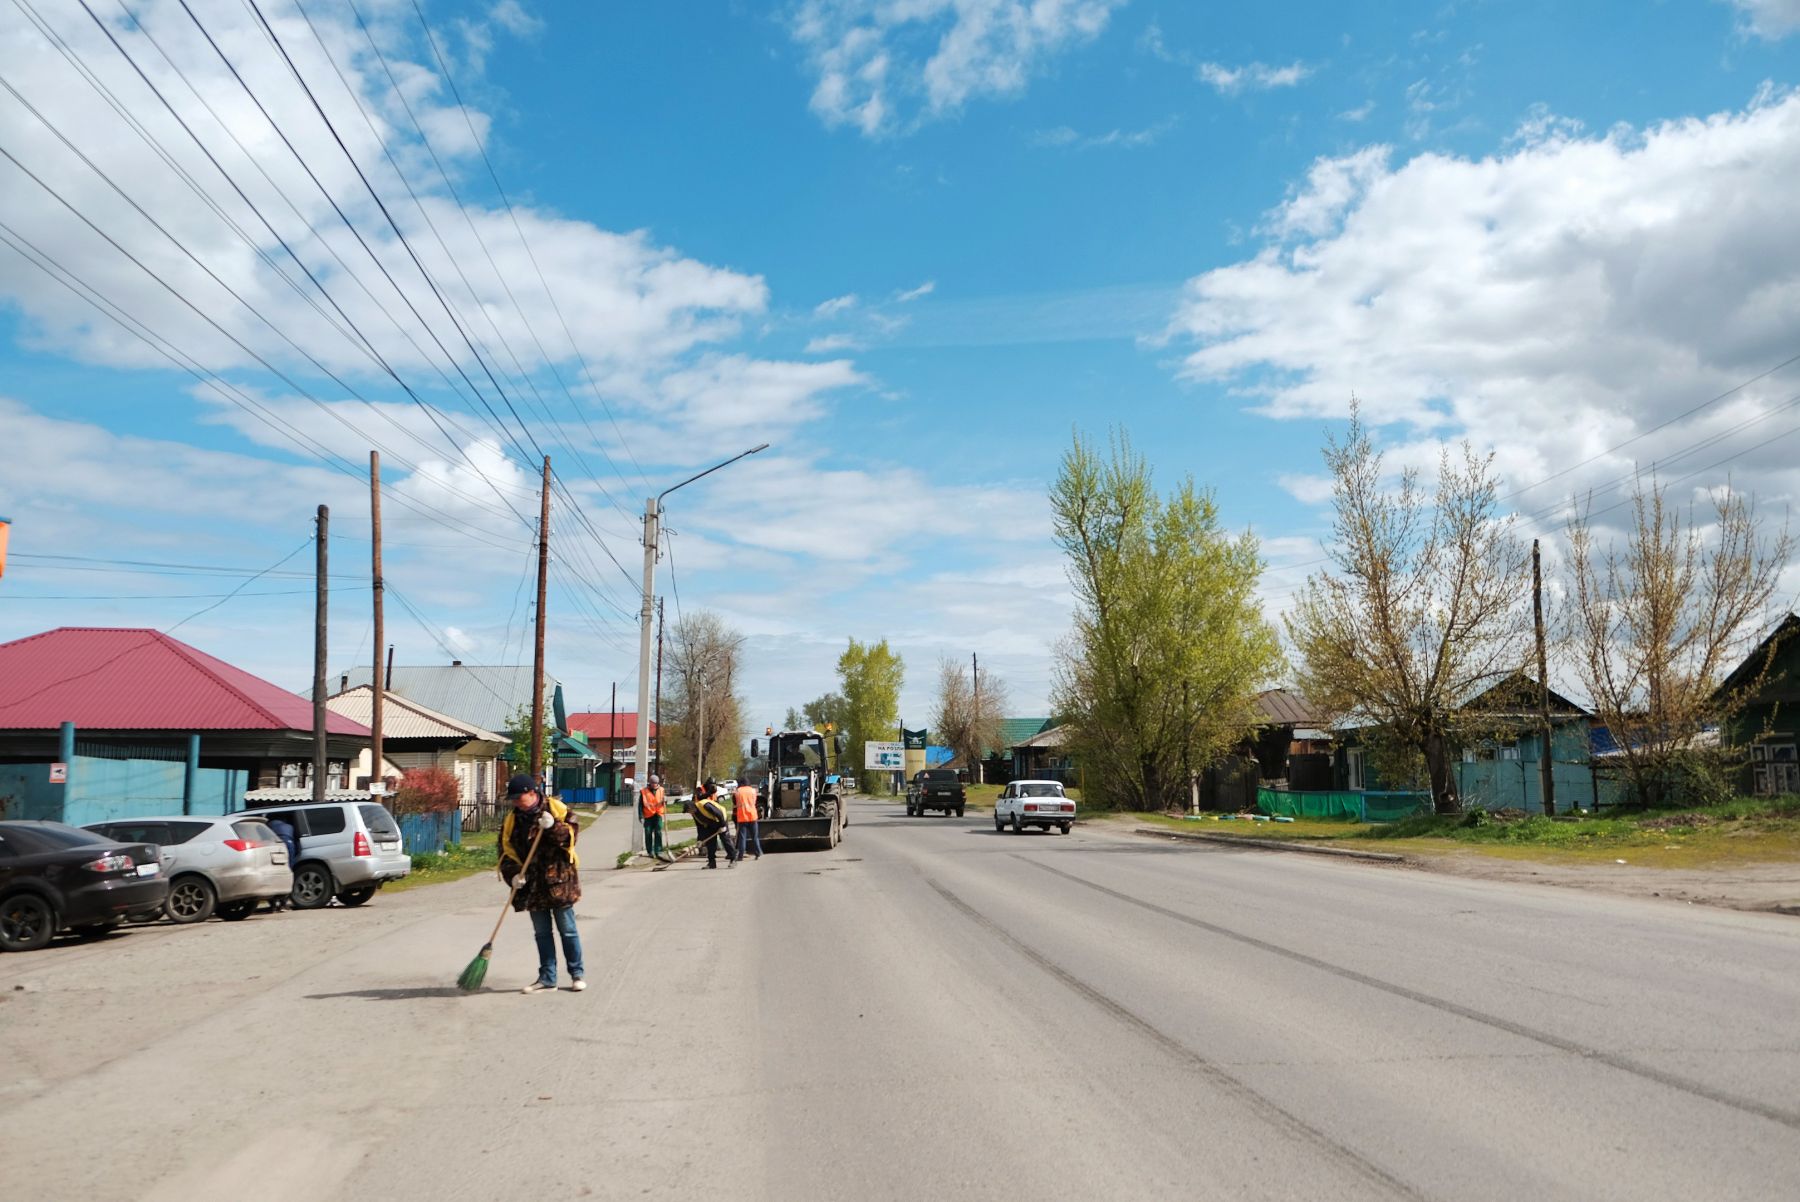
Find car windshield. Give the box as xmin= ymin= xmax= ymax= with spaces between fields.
xmin=774 ymin=738 xmax=823 ymax=768
xmin=1018 ymin=783 xmax=1064 ymax=797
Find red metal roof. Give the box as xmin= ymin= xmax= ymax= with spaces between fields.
xmin=0 ymin=627 xmax=370 ymax=735
xmin=567 ymin=712 xmax=656 ymax=741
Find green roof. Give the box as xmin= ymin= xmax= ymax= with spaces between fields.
xmin=993 ymin=717 xmax=1054 ymax=755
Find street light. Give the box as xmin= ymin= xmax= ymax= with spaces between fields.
xmin=629 ymin=443 xmax=770 ymax=857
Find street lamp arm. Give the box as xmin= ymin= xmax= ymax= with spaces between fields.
xmin=657 ymin=443 xmax=771 ymax=507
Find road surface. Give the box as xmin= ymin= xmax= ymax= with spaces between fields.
xmin=3 ymin=800 xmax=1798 ymax=1201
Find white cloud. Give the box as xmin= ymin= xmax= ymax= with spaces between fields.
xmin=486 ymin=1 xmax=543 ymax=39
xmin=1338 ymin=100 xmax=1376 ymax=122
xmin=1196 ymin=60 xmax=1312 ymax=94
xmin=804 ymin=332 xmax=864 ymax=354
xmin=1730 ymin=0 xmax=1800 ymax=40
xmin=1030 ymin=118 xmax=1173 ymax=148
xmin=791 ymin=0 xmax=1127 ymax=137
xmin=0 ymin=1 xmax=766 ymax=386
xmin=895 ymin=279 xmax=936 ymax=302
xmin=654 ymin=354 xmax=867 ymax=434
xmin=1168 ymin=90 xmax=1800 ymax=532
xmin=814 ymin=293 xmax=859 ymax=316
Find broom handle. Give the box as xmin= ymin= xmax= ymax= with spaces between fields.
xmin=485 ymin=820 xmax=549 ymax=945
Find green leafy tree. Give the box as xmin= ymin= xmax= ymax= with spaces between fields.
xmin=503 ymin=704 xmax=553 ymax=774
xmin=802 ymin=691 xmax=851 ymax=734
xmin=1051 ymin=430 xmax=1282 ymax=811
xmin=837 ymin=639 xmax=904 ymax=774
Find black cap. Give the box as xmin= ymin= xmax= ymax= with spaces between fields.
xmin=504 ymin=773 xmax=537 ymax=798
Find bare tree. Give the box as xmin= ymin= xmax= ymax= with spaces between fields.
xmin=931 ymin=657 xmax=1010 ymax=774
xmin=1287 ymin=410 xmax=1530 ymax=813
xmin=665 ymin=610 xmax=746 ymax=789
xmin=1565 ymin=478 xmax=1791 ymax=808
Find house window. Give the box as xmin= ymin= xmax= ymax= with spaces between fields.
xmin=1346 ymin=748 xmax=1366 ymax=791
xmin=1751 ymin=739 xmax=1798 ymax=796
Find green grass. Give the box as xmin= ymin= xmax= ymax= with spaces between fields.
xmin=1128 ymin=797 xmax=1800 ymax=868
xmin=386 ymin=830 xmax=498 ymax=892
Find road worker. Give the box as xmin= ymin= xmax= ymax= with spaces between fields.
xmin=691 ymin=778 xmax=736 ymax=869
xmin=734 ymin=779 xmax=761 ymax=861
xmin=640 ymin=773 xmax=669 ymax=862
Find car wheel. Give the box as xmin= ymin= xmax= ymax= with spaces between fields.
xmin=0 ymin=893 xmax=57 ymax=952
xmin=956 ymin=808 xmax=965 ymax=818
xmin=335 ymin=885 xmax=377 ymax=907
xmin=165 ymin=875 xmax=217 ymax=924
xmin=994 ymin=813 xmax=1004 ymax=831
xmin=1011 ymin=815 xmax=1023 ymax=834
xmin=290 ymin=863 xmax=334 ymax=910
xmin=217 ymin=900 xmax=257 ymax=921
xmin=1060 ymin=823 xmax=1072 ymax=835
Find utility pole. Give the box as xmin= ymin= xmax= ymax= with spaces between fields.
xmin=609 ymin=681 xmax=617 ymax=782
xmin=313 ymin=504 xmax=328 ymax=804
xmin=530 ymin=455 xmax=551 ymax=784
xmin=1533 ymin=539 xmax=1555 ymax=816
xmin=369 ymin=451 xmax=384 ymax=799
xmin=971 ymin=651 xmax=980 ymax=785
xmin=626 ymin=443 xmax=769 ymax=860
xmin=696 ymin=665 xmax=708 ymax=792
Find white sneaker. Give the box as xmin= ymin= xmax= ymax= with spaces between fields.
xmin=521 ymin=981 xmax=554 ymax=994
xmin=570 ymin=978 xmax=587 ymax=992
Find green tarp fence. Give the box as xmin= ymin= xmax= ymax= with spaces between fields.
xmin=1257 ymin=787 xmax=1432 ymax=823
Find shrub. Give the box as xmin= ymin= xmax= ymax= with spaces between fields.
xmin=393 ymin=765 xmax=460 ymax=815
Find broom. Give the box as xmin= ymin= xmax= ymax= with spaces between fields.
xmin=456 ymin=821 xmax=547 ymax=991
xmin=652 ymin=824 xmax=728 ymax=871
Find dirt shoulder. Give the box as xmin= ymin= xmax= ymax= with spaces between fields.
xmin=1108 ymin=813 xmax=1800 ymax=914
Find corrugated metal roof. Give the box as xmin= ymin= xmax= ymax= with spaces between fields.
xmin=0 ymin=627 xmax=369 ymax=735
xmin=326 ymin=685 xmax=507 ymax=743
xmin=996 ymin=717 xmax=1053 ymax=752
xmin=1254 ymin=689 xmax=1318 ymax=726
xmin=1017 ymin=724 xmax=1069 ymax=749
xmin=330 ymin=664 xmax=555 ymax=735
xmin=567 ymin=712 xmax=656 ymax=741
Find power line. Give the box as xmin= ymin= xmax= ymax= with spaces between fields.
xmin=165 ymin=536 xmax=313 ymax=633
xmin=408 ymin=0 xmax=652 ymax=496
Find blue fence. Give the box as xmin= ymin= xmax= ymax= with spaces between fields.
xmin=398 ymin=810 xmax=462 ymax=855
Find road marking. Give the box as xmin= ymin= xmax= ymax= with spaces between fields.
xmin=925 ymin=877 xmax=1427 ymax=1201
xmin=1021 ymin=856 xmax=1800 ymax=1133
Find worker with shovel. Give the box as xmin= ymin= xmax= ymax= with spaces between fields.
xmin=691 ymin=779 xmax=737 ymax=869
xmin=498 ymin=773 xmax=585 ymax=994
xmin=641 ymin=774 xmax=669 ymax=863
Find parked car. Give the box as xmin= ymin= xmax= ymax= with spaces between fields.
xmin=995 ymin=779 xmax=1075 ymax=834
xmin=84 ymin=816 xmax=292 ymax=923
xmin=0 ymin=820 xmax=168 ymax=951
xmin=236 ymin=801 xmax=410 ymax=909
xmin=907 ymin=769 xmax=965 ymax=817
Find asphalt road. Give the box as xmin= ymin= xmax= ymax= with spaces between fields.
xmin=3 ymin=800 xmax=1798 ymax=1201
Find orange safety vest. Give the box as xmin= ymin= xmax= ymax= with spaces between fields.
xmin=734 ymin=784 xmax=758 ymax=824
xmin=641 ymin=785 xmax=665 ymax=818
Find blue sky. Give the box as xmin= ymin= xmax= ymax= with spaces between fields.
xmin=3 ymin=0 xmax=1800 ymax=729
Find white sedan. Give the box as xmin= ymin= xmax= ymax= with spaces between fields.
xmin=994 ymin=780 xmax=1075 ymax=835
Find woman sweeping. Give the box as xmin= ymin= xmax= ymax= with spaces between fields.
xmin=498 ymin=773 xmax=586 ymax=993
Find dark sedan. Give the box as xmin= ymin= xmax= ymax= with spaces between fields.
xmin=0 ymin=821 xmax=168 ymax=952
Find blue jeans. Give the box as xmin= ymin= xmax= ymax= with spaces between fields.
xmin=737 ymin=821 xmax=761 ymax=857
xmin=529 ymin=906 xmax=583 ymax=985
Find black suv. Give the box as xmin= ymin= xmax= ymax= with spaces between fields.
xmin=906 ymin=769 xmax=965 ymax=818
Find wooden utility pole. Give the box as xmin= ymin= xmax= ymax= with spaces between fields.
xmin=369 ymin=451 xmax=384 ymax=798
xmin=653 ymin=597 xmax=665 ymax=777
xmin=312 ymin=504 xmax=328 ymax=804
xmin=971 ymin=651 xmax=980 ymax=784
xmin=530 ymin=455 xmax=551 ymax=783
xmin=609 ymin=681 xmax=617 ymax=775
xmin=1533 ymin=539 xmax=1555 ymax=816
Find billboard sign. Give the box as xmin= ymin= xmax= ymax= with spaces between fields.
xmin=864 ymin=741 xmax=905 ymax=770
